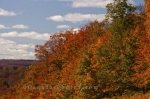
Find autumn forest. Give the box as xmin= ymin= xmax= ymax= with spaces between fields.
xmin=1 ymin=0 xmax=150 ymax=98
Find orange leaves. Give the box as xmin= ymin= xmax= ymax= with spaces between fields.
xmin=14 ymin=20 xmax=111 ymax=98
xmin=5 ymin=1 xmax=150 ymax=98
xmin=145 ymin=0 xmax=150 ymax=38
xmin=131 ymin=24 xmax=150 ymax=88
xmin=132 ymin=68 xmax=150 ymax=88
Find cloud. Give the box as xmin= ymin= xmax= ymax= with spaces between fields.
xmin=0 ymin=24 xmax=8 ymax=29
xmin=0 ymin=31 xmax=50 ymax=40
xmin=56 ymin=25 xmax=71 ymax=29
xmin=72 ymin=28 xmax=80 ymax=32
xmin=47 ymin=15 xmax=64 ymax=22
xmin=12 ymin=24 xmax=29 ymax=29
xmin=60 ymin=0 xmax=135 ymax=8
xmin=33 ymin=0 xmax=52 ymax=2
xmin=0 ymin=24 xmax=29 ymax=30
xmin=72 ymin=0 xmax=112 ymax=8
xmin=59 ymin=0 xmax=112 ymax=8
xmin=47 ymin=13 xmax=105 ymax=23
xmin=0 ymin=31 xmax=18 ymax=37
xmin=0 ymin=38 xmax=34 ymax=59
xmin=71 ymin=28 xmax=80 ymax=34
xmin=0 ymin=8 xmax=16 ymax=16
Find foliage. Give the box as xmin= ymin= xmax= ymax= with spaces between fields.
xmin=106 ymin=0 xmax=136 ymax=20
xmin=3 ymin=0 xmax=150 ymax=98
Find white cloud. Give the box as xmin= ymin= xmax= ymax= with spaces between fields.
xmin=47 ymin=15 xmax=64 ymax=22
xmin=0 ymin=31 xmax=18 ymax=37
xmin=72 ymin=0 xmax=112 ymax=8
xmin=0 ymin=8 xmax=16 ymax=16
xmin=0 ymin=24 xmax=8 ymax=29
xmin=33 ymin=0 xmax=51 ymax=2
xmin=0 ymin=24 xmax=29 ymax=29
xmin=59 ymin=0 xmax=112 ymax=8
xmin=0 ymin=38 xmax=34 ymax=59
xmin=0 ymin=31 xmax=50 ymax=40
xmin=61 ymin=28 xmax=80 ymax=34
xmin=72 ymin=28 xmax=80 ymax=32
xmin=56 ymin=25 xmax=71 ymax=29
xmin=12 ymin=24 xmax=29 ymax=29
xmin=60 ymin=0 xmax=135 ymax=8
xmin=47 ymin=13 xmax=105 ymax=23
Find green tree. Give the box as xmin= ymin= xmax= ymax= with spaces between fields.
xmin=106 ymin=0 xmax=136 ymax=34
xmin=97 ymin=0 xmax=137 ymax=96
xmin=106 ymin=0 xmax=136 ymax=20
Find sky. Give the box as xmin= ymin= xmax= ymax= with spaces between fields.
xmin=0 ymin=0 xmax=144 ymax=59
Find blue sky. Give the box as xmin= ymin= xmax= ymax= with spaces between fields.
xmin=0 ymin=0 xmax=144 ymax=59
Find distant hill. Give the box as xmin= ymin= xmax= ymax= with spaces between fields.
xmin=0 ymin=59 xmax=34 ymax=67
xmin=0 ymin=59 xmax=34 ymax=95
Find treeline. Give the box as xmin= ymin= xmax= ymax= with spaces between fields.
xmin=0 ymin=59 xmax=34 ymax=67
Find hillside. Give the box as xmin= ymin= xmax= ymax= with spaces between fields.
xmin=0 ymin=60 xmax=34 ymax=96
xmin=2 ymin=0 xmax=150 ymax=99
xmin=0 ymin=59 xmax=34 ymax=67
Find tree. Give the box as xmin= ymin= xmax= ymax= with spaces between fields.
xmin=106 ymin=0 xmax=136 ymax=20
xmin=35 ymin=34 xmax=65 ymax=60
xmin=96 ymin=0 xmax=137 ymax=95
xmin=35 ymin=33 xmax=65 ymax=67
xmin=106 ymin=0 xmax=136 ymax=34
